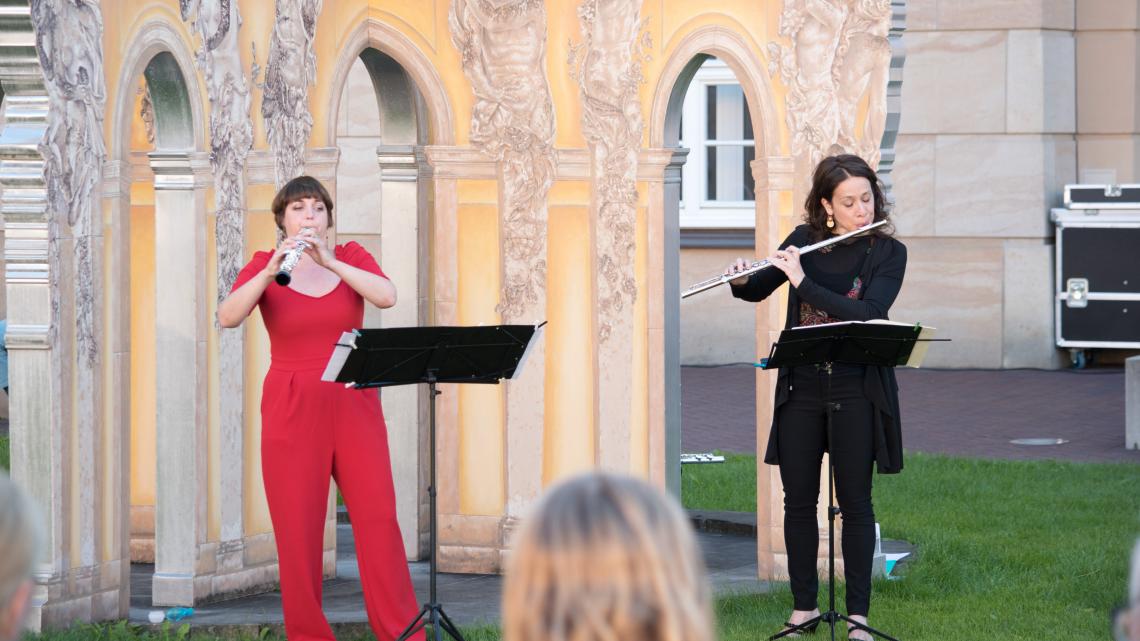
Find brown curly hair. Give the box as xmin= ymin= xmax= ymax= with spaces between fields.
xmin=271 ymin=175 xmax=335 ymax=232
xmin=803 ymin=154 xmax=894 ymax=242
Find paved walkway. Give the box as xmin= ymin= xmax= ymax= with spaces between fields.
xmin=128 ymin=523 xmax=764 ymax=631
xmin=682 ymin=365 xmax=1140 ymax=464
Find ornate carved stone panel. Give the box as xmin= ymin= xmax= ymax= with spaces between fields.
xmin=181 ymin=0 xmax=253 ymax=302
xmin=569 ymin=0 xmax=649 ymax=343
xmin=449 ymin=0 xmax=556 ymax=321
xmin=31 ymin=0 xmax=107 ymax=366
xmin=767 ymin=0 xmax=897 ymax=189
xmin=181 ymin=0 xmax=254 ymax=549
xmin=139 ymin=79 xmax=156 ymax=146
xmin=260 ymin=0 xmax=322 ymax=187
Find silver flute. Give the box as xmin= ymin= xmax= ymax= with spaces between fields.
xmin=274 ymin=230 xmax=311 ymax=286
xmin=680 ymin=220 xmax=887 ymax=300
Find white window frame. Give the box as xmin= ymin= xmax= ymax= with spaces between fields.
xmin=679 ymin=58 xmax=756 ymax=230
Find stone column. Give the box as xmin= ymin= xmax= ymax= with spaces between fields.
xmin=376 ymin=144 xmax=428 ymax=559
xmin=2 ymin=88 xmax=66 ymax=630
xmin=102 ymin=159 xmax=134 ymax=618
xmin=751 ymin=155 xmax=795 ymax=581
xmin=643 ymin=149 xmax=688 ymax=494
xmin=661 ymin=149 xmax=684 ymax=495
xmin=149 ymin=151 xmax=210 ymax=606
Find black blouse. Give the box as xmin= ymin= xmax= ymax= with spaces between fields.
xmin=731 ymin=224 xmax=909 ymax=474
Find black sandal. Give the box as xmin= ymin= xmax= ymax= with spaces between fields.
xmin=780 ymin=619 xmax=820 ymax=636
xmin=847 ymin=622 xmax=872 ymax=640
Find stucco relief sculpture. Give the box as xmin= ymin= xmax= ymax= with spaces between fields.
xmin=30 ymin=0 xmax=107 ymax=365
xmin=569 ymin=0 xmax=649 ymax=342
xmin=260 ymin=0 xmax=322 ymax=187
xmin=768 ymin=0 xmax=892 ymax=174
xmin=138 ymin=80 xmax=156 ymax=146
xmin=449 ymin=0 xmax=556 ymax=321
xmin=181 ymin=0 xmax=254 ymax=298
xmin=833 ymin=0 xmax=892 ymax=166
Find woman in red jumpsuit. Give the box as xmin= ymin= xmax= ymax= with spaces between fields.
xmin=218 ymin=176 xmax=422 ymax=641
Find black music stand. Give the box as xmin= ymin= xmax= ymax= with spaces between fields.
xmin=322 ymin=323 xmax=545 ymax=641
xmin=762 ymin=321 xmax=933 ymax=641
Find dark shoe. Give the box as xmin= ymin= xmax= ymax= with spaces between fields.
xmin=780 ymin=619 xmax=820 ymax=637
xmin=847 ymin=622 xmax=873 ymax=640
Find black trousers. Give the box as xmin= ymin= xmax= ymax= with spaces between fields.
xmin=776 ymin=365 xmax=876 ymax=616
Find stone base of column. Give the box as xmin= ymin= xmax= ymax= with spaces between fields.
xmin=436 ymin=513 xmax=509 ymax=574
xmin=149 ymin=532 xmax=304 ymax=606
xmin=27 ymin=563 xmax=126 ymax=632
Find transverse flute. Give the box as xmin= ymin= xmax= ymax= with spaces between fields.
xmin=680 ymin=220 xmax=887 ymax=300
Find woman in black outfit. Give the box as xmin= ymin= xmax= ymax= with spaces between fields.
xmin=724 ymin=154 xmax=906 ymax=640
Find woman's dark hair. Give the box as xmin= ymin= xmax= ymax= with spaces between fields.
xmin=271 ymin=175 xmax=334 ymax=232
xmin=803 ymin=154 xmax=893 ymax=242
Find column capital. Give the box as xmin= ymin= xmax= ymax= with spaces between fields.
xmin=147 ymin=152 xmax=211 ymax=190
xmin=421 ymin=145 xmax=497 ymax=180
xmin=376 ymin=145 xmax=419 ymax=182
xmin=639 ymin=147 xmax=690 ymax=183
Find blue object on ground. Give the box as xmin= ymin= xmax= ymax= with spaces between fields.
xmin=165 ymin=607 xmax=194 ymax=622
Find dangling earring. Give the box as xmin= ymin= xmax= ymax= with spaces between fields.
xmin=826 ymin=213 xmax=835 ymax=229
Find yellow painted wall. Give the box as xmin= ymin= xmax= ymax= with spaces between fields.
xmin=129 ymin=195 xmax=156 ymax=509
xmin=543 ymin=195 xmax=595 ymax=484
xmin=456 ymin=182 xmax=504 ymax=515
xmin=243 ymin=187 xmax=279 ymax=535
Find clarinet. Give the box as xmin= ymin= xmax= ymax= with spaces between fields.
xmin=274 ymin=230 xmax=311 ymax=286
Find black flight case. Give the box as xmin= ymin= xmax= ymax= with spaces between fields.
xmin=1050 ymin=184 xmax=1140 ymax=367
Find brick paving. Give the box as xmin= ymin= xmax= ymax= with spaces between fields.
xmin=682 ymin=365 xmax=1140 ymax=464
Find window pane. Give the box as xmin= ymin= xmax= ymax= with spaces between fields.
xmin=706 ymin=144 xmax=755 ymax=202
xmin=713 ymin=84 xmax=745 ymax=141
xmin=706 ymin=85 xmax=716 ymax=140
xmin=744 ymin=145 xmax=755 ymax=201
xmin=706 ymin=145 xmax=717 ymax=200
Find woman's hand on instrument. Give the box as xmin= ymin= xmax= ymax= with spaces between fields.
xmin=261 ymin=239 xmax=295 ymax=280
xmin=297 ymin=228 xmax=336 ymax=268
xmin=724 ymin=257 xmax=753 ymax=286
xmin=768 ymin=246 xmax=805 ymax=287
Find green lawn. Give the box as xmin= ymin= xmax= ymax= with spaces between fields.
xmin=702 ymin=452 xmax=1140 ymax=641
xmin=1 ymin=434 xmax=8 ymax=471
xmin=681 ymin=450 xmax=757 ymax=513
xmin=12 ymin=447 xmax=1140 ymax=641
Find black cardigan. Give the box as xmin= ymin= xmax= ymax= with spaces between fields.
xmin=730 ymin=224 xmax=908 ymax=474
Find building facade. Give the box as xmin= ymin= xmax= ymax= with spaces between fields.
xmin=0 ymin=0 xmax=905 ymax=629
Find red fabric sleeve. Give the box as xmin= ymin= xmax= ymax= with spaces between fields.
xmin=338 ymin=241 xmax=387 ymax=279
xmin=231 ymin=250 xmax=273 ymax=293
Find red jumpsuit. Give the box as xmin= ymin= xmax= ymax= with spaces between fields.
xmin=233 ymin=242 xmax=423 ymax=641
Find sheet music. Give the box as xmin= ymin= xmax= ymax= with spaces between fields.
xmin=510 ymin=324 xmax=545 ymax=379
xmin=888 ymin=322 xmax=938 ymax=368
xmin=785 ymin=319 xmax=939 ymax=368
xmin=321 ymin=331 xmax=358 ymax=383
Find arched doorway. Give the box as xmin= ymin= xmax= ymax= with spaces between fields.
xmin=109 ymin=34 xmax=210 ymax=605
xmin=329 ymin=44 xmax=430 ymax=559
xmin=667 ymin=53 xmax=761 ymax=506
xmin=650 ymin=28 xmax=783 ymax=498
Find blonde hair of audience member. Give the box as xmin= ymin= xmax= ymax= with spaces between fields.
xmin=502 ymin=473 xmax=714 ymax=641
xmin=0 ymin=473 xmax=40 ymax=641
